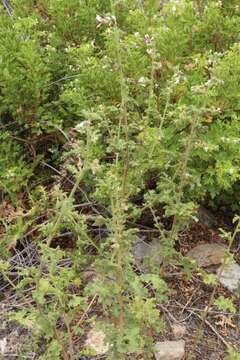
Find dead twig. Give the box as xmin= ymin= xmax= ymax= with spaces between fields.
xmin=179 ymin=285 xmax=200 ymax=315
xmin=2 ymin=0 xmax=13 ymax=16
xmin=158 ymin=303 xmax=182 ymax=324
xmin=76 ymin=294 xmax=97 ymax=328
xmin=188 ymin=309 xmax=237 ymax=350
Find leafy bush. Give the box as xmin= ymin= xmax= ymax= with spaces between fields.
xmin=0 ymin=132 xmax=32 ymax=200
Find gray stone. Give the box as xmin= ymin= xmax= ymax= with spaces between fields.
xmin=0 ymin=337 xmax=7 ymax=355
xmin=171 ymin=323 xmax=186 ymax=339
xmin=218 ymin=263 xmax=240 ymax=294
xmin=187 ymin=243 xmax=227 ymax=268
xmin=196 ymin=206 xmax=217 ymax=228
xmin=132 ymin=238 xmax=163 ymax=272
xmin=84 ymin=326 xmax=109 ymax=355
xmin=154 ymin=340 xmax=185 ymax=360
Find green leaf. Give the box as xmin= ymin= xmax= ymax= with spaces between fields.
xmin=69 ymin=295 xmax=85 ymax=308
xmin=214 ymin=296 xmax=236 ymax=313
xmin=33 ymin=278 xmax=52 ymax=305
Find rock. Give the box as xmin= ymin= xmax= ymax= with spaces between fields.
xmin=132 ymin=238 xmax=163 ymax=273
xmin=82 ymin=267 xmax=95 ymax=282
xmin=196 ymin=206 xmax=217 ymax=228
xmin=154 ymin=340 xmax=185 ymax=360
xmin=187 ymin=243 xmax=227 ymax=268
xmin=84 ymin=326 xmax=108 ymax=355
xmin=0 ymin=317 xmax=31 ymax=358
xmin=218 ymin=263 xmax=240 ymax=294
xmin=0 ymin=338 xmax=7 ymax=355
xmin=171 ymin=323 xmax=186 ymax=339
xmin=209 ymin=353 xmax=220 ymax=360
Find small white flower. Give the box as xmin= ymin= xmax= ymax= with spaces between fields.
xmin=146 ymin=48 xmax=154 ymax=56
xmin=96 ymin=15 xmax=103 ymax=23
xmin=138 ymin=76 xmax=148 ymax=87
xmin=144 ymin=34 xmax=152 ymax=45
xmin=96 ymin=15 xmax=106 ymax=28
xmin=205 ymin=79 xmax=213 ymax=87
xmin=74 ymin=121 xmax=91 ymax=131
xmin=111 ymin=15 xmax=117 ymax=24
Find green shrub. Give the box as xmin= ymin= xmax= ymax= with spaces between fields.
xmin=0 ymin=132 xmax=32 ymax=199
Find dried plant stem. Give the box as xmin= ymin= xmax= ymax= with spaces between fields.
xmin=170 ymin=116 xmax=198 ymax=242
xmin=109 ymin=5 xmax=129 ymax=358
xmin=76 ymin=295 xmax=97 ymax=327
xmin=110 ymin=0 xmax=129 ymax=197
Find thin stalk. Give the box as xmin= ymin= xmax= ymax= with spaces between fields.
xmin=111 ymin=0 xmax=129 ymax=196
xmin=146 ymin=49 xmax=156 ymax=130
xmin=110 ymin=193 xmax=125 ymax=331
xmin=169 ymin=116 xmax=198 ymax=242
xmin=149 ymin=87 xmax=171 ymax=158
xmin=1 ymin=270 xmax=18 ymax=290
xmin=54 ymin=326 xmax=70 ymax=360
xmin=110 ymin=1 xmax=129 ymax=337
xmin=64 ymin=314 xmax=74 ymax=360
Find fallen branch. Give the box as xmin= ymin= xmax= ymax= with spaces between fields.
xmin=188 ymin=309 xmax=237 ymax=350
